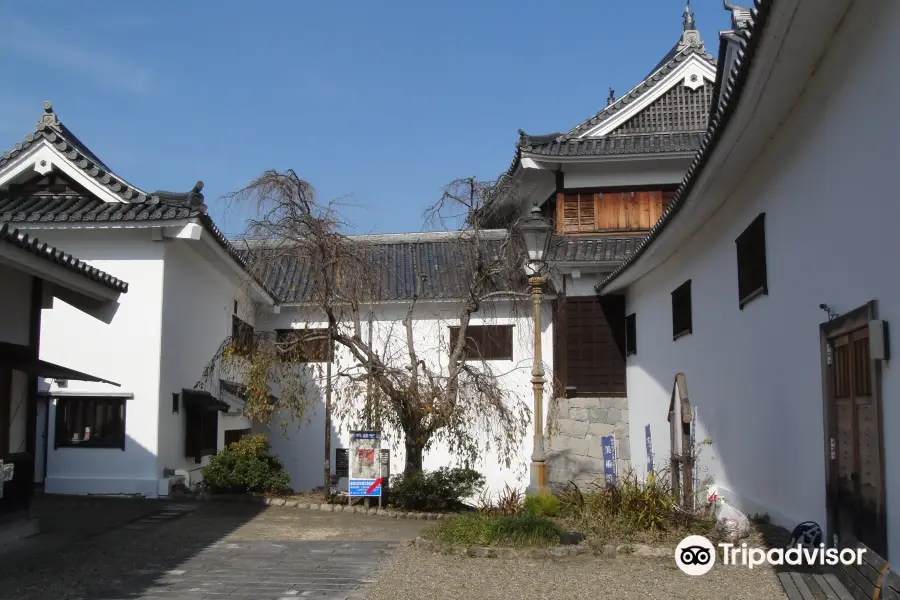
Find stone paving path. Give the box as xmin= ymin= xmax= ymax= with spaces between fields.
xmin=0 ymin=501 xmax=424 ymax=600
xmin=115 ymin=540 xmax=394 ymax=600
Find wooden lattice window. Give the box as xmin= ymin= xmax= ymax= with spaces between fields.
xmin=671 ymin=280 xmax=692 ymax=340
xmin=561 ymin=193 xmax=596 ymax=233
xmin=735 ymin=213 xmax=768 ymax=308
xmin=449 ymin=325 xmax=514 ymax=361
xmin=224 ymin=428 xmax=251 ymax=447
xmin=54 ymin=397 xmax=127 ymax=449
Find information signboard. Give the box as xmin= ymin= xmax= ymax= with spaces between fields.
xmin=348 ymin=430 xmax=382 ymax=497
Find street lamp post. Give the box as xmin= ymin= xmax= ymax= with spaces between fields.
xmin=520 ymin=202 xmax=552 ymax=496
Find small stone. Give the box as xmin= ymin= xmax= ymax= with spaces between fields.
xmin=270 ymin=498 xmax=286 ymax=507
xmin=386 ymin=510 xmax=397 ymax=518
xmin=297 ymin=503 xmax=310 ymax=509
xmin=345 ymin=506 xmax=356 ymax=514
xmin=319 ymin=503 xmax=334 ymax=512
xmin=559 ymin=532 xmax=585 ymax=545
xmin=602 ymin=544 xmax=617 ymax=555
xmin=467 ymin=547 xmax=491 ymax=558
xmin=263 ymin=497 xmax=274 ymax=506
xmin=283 ymin=499 xmax=299 ymax=508
xmin=397 ymin=512 xmax=408 ymax=519
xmin=549 ymin=547 xmax=572 ymax=558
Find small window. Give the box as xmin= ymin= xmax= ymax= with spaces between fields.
xmin=736 ymin=213 xmax=768 ymax=308
xmin=54 ymin=397 xmax=126 ymax=449
xmin=185 ymin=405 xmax=218 ymax=464
xmin=671 ymin=280 xmax=692 ymax=340
xmin=448 ymin=325 xmax=514 ymax=361
xmin=276 ymin=328 xmax=330 ymax=362
xmin=224 ymin=428 xmax=251 ymax=447
xmin=625 ymin=313 xmax=637 ymax=356
xmin=231 ymin=315 xmax=255 ymax=356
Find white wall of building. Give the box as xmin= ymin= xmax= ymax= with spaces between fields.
xmin=621 ymin=0 xmax=900 ymax=557
xmin=34 ymin=228 xmax=164 ymax=496
xmin=260 ymin=299 xmax=553 ymax=498
xmin=158 ymin=239 xmax=258 ymax=483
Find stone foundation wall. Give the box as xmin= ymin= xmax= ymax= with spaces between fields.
xmin=546 ymin=396 xmax=630 ymax=489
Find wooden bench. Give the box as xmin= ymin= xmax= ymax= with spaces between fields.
xmin=778 ymin=542 xmax=898 ymax=600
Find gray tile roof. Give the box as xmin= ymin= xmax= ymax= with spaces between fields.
xmin=562 ymin=44 xmax=717 ymax=142
xmin=518 ymin=132 xmax=704 ymax=158
xmin=0 ymin=223 xmax=128 ymax=293
xmin=235 ymin=231 xmax=529 ymax=303
xmin=547 ymin=235 xmax=645 ymax=264
xmin=598 ymin=0 xmax=773 ymax=292
xmin=0 ymin=105 xmax=278 ymax=301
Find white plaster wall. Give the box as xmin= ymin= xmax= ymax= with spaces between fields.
xmin=0 ymin=263 xmax=32 ymax=345
xmin=33 ymin=228 xmax=164 ymax=496
xmin=158 ymin=240 xmax=257 ymax=483
xmin=260 ymin=300 xmax=553 ymax=498
xmin=622 ymin=0 xmax=900 ymax=558
xmin=562 ymin=158 xmax=690 ymax=190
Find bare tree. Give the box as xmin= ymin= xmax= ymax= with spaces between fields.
xmin=202 ymin=170 xmax=550 ymax=483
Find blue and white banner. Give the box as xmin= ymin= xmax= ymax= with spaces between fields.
xmin=349 ymin=477 xmax=383 ymax=497
xmin=601 ymin=434 xmax=617 ymax=485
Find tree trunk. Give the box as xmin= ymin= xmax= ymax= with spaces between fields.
xmin=404 ymin=437 xmax=425 ymax=474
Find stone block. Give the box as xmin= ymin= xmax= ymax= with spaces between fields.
xmin=568 ymin=407 xmax=589 ymax=421
xmin=588 ymin=421 xmax=614 ymax=437
xmin=552 ymin=435 xmax=590 ymax=456
xmin=556 ymin=419 xmax=589 ymax=437
xmin=620 ymin=408 xmax=629 ymax=423
xmin=585 ymin=436 xmax=606 ymax=459
xmin=588 ymin=407 xmax=609 ymax=423
xmin=283 ymin=499 xmax=299 ymax=508
xmin=606 ymin=408 xmax=622 ymax=423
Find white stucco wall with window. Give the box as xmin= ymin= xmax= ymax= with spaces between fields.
xmin=619 ymin=0 xmax=899 ymax=559
xmin=157 ymin=240 xmax=257 ymax=488
xmin=260 ymin=299 xmax=553 ymax=498
xmin=33 ymin=228 xmax=164 ymax=497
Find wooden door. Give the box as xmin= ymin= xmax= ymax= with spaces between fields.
xmin=826 ymin=322 xmax=887 ymax=556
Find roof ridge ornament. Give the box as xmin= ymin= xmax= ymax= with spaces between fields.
xmin=36 ymin=101 xmax=62 ymax=133
xmin=607 ymin=88 xmax=616 ymax=106
xmin=678 ymin=1 xmax=704 ymax=51
xmin=723 ymin=0 xmax=753 ymax=30
xmin=153 ymin=180 xmax=207 ymax=212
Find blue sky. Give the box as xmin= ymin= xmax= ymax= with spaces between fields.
xmin=1 ymin=1 xmax=731 ymax=236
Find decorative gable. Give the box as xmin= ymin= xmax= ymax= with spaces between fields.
xmin=611 ymin=83 xmax=713 ymax=136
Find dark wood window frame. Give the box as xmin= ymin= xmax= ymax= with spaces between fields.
xmin=224 ymin=428 xmax=251 ymax=447
xmin=671 ymin=280 xmax=693 ymax=340
xmin=625 ymin=313 xmax=637 ymax=356
xmin=185 ymin=404 xmax=219 ymax=464
xmin=54 ymin=396 xmax=127 ymax=450
xmin=231 ymin=314 xmax=255 ymax=356
xmin=736 ymin=212 xmax=768 ymax=308
xmin=448 ymin=325 xmax=514 ymax=361
xmin=276 ymin=328 xmax=331 ymax=362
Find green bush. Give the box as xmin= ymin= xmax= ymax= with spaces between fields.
xmin=389 ymin=467 xmax=485 ymax=512
xmin=429 ymin=513 xmax=563 ymax=547
xmin=523 ymin=489 xmax=562 ymax=517
xmin=202 ymin=434 xmax=290 ymax=494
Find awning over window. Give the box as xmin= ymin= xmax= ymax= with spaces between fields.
xmin=181 ymin=389 xmax=229 ymax=412
xmin=0 ymin=342 xmax=120 ymax=386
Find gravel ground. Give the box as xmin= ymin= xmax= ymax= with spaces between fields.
xmin=363 ymin=547 xmax=789 ymax=600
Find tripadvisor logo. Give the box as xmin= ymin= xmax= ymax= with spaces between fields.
xmin=675 ymin=536 xmax=866 ymax=576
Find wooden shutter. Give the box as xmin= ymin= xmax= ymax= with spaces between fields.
xmin=559 ymin=193 xmax=596 ymax=233
xmin=449 ymin=325 xmax=513 ymax=360
xmin=671 ymin=280 xmax=692 ymax=339
xmin=735 ymin=213 xmax=768 ymax=306
xmin=563 ymin=297 xmax=626 ymax=396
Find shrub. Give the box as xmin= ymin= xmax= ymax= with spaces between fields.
xmin=556 ymin=470 xmax=713 ymax=543
xmin=202 ymin=434 xmax=290 ymax=494
xmin=477 ymin=484 xmax=524 ymax=516
xmin=389 ymin=467 xmax=485 ymax=512
xmin=523 ymin=489 xmax=562 ymax=517
xmin=429 ymin=513 xmax=563 ymax=547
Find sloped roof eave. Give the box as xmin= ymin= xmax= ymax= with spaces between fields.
xmin=596 ymin=0 xmax=774 ymax=294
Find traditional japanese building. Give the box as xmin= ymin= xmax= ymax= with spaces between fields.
xmin=483 ymin=3 xmax=717 ymax=487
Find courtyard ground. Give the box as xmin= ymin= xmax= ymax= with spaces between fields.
xmin=0 ymin=497 xmax=789 ymax=600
